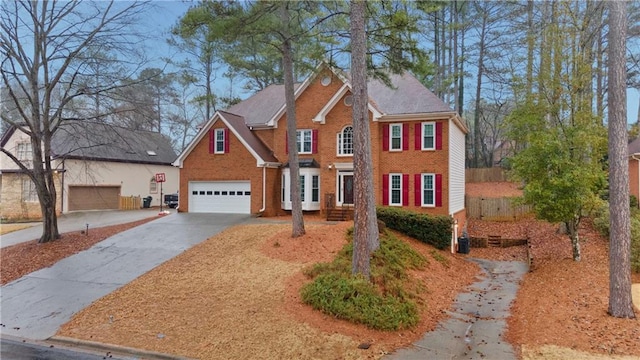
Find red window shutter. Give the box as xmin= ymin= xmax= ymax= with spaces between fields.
xmin=436 ymin=122 xmax=443 ymax=150
xmin=383 ymin=124 xmax=389 ymax=151
xmin=402 ymin=174 xmax=409 ymax=206
xmin=285 ymin=131 xmax=288 ymax=154
xmin=312 ymin=129 xmax=319 ymax=154
xmin=435 ymin=173 xmax=443 ymax=207
xmin=382 ymin=174 xmax=389 ymax=205
xmin=414 ymin=174 xmax=421 ymax=206
xmin=402 ymin=124 xmax=409 ymax=150
xmin=415 ymin=123 xmax=421 ymax=150
xmin=224 ymin=128 xmax=230 ymax=153
xmin=209 ymin=129 xmax=214 ymax=154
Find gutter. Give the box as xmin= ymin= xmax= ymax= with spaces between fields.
xmin=633 ymin=154 xmax=640 ymax=208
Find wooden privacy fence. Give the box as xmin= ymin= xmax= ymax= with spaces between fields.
xmin=466 ymin=167 xmax=507 ymax=183
xmin=119 ymin=196 xmax=141 ymax=210
xmin=466 ymin=195 xmax=532 ymax=221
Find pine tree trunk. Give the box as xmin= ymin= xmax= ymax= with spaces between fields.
xmin=566 ymin=220 xmax=581 ymax=262
xmin=279 ymin=3 xmax=305 ymax=238
xmin=607 ymin=0 xmax=635 ymax=319
xmin=350 ymin=0 xmax=379 ymax=279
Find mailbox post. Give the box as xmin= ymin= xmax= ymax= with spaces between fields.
xmin=155 ymin=173 xmax=166 ymax=212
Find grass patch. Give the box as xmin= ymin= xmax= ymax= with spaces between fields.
xmin=430 ymin=250 xmax=450 ymax=268
xmin=301 ymin=227 xmax=426 ymax=331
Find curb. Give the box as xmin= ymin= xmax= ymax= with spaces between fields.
xmin=48 ymin=336 xmax=195 ymax=360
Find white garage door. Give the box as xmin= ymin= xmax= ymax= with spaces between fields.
xmin=189 ymin=181 xmax=251 ymax=214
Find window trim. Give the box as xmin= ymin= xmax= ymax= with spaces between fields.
xmin=296 ymin=129 xmax=313 ymax=154
xmin=214 ymin=128 xmax=225 ymax=154
xmin=421 ymin=173 xmax=436 ymax=207
xmin=150 ymin=177 xmax=158 ymax=194
xmin=422 ymin=122 xmax=436 ymax=150
xmin=337 ymin=125 xmax=354 ymax=156
xmin=389 ymin=173 xmax=402 ymax=206
xmin=21 ymin=178 xmax=38 ymax=202
xmin=389 ymin=124 xmax=403 ymax=151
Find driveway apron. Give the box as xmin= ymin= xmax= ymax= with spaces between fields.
xmin=385 ymin=259 xmax=528 ymax=360
xmin=0 ymin=213 xmax=251 ymax=340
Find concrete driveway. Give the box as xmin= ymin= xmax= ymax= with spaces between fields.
xmin=1 ymin=209 xmax=165 ymax=249
xmin=0 ymin=212 xmax=252 ymax=340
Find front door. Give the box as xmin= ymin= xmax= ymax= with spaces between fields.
xmin=340 ymin=174 xmax=354 ymax=205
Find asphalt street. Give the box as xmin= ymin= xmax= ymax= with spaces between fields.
xmin=0 ymin=337 xmax=133 ymax=360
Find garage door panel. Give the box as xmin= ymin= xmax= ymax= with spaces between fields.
xmin=189 ymin=181 xmax=250 ymax=214
xmin=68 ymin=186 xmax=120 ymax=211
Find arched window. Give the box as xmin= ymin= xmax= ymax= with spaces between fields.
xmin=337 ymin=126 xmax=353 ymax=156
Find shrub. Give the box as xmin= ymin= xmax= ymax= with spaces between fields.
xmin=376 ymin=207 xmax=453 ymax=250
xmin=593 ymin=204 xmax=640 ymax=273
xmin=300 ymin=228 xmax=426 ymax=331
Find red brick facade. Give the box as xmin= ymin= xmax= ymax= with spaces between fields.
xmin=177 ymin=68 xmax=466 ymax=225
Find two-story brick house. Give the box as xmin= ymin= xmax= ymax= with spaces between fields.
xmin=173 ymin=65 xmax=468 ymax=226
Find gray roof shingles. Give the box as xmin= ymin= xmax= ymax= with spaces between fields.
xmin=51 ymin=121 xmax=177 ymax=165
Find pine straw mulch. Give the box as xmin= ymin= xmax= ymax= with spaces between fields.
xmin=467 ymin=217 xmax=640 ymax=359
xmin=1 ymin=217 xmax=158 ymax=285
xmin=57 ymin=220 xmax=480 ymax=360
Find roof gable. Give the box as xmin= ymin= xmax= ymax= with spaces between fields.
xmin=173 ymin=111 xmax=280 ymax=168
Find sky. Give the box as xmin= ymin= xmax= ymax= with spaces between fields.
xmin=145 ymin=1 xmax=640 ymax=124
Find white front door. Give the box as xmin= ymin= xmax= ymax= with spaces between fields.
xmin=189 ymin=181 xmax=251 ymax=214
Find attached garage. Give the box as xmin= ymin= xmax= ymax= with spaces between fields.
xmin=189 ymin=181 xmax=251 ymax=214
xmin=68 ymin=185 xmax=120 ymax=211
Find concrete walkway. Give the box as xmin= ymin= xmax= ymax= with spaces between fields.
xmin=1 ymin=209 xmax=165 ymax=249
xmin=0 ymin=213 xmax=252 ymax=340
xmin=385 ymin=259 xmax=528 ymax=360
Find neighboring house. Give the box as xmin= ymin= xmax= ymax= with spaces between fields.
xmin=173 ymin=65 xmax=468 ymax=228
xmin=629 ymin=137 xmax=640 ymax=207
xmin=0 ymin=121 xmax=178 ymax=220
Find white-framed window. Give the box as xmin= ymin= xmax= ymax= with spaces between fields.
xmin=312 ymin=175 xmax=319 ymax=202
xmin=150 ymin=177 xmax=158 ymax=193
xmin=421 ymin=173 xmax=435 ymax=207
xmin=17 ymin=142 xmax=33 ymax=168
xmin=390 ymin=124 xmax=402 ymax=151
xmin=337 ymin=126 xmax=354 ymax=156
xmin=215 ymin=128 xmax=225 ymax=153
xmin=281 ymin=168 xmax=321 ymax=211
xmin=422 ymin=122 xmax=435 ymax=150
xmin=21 ymin=178 xmax=38 ymax=202
xmin=297 ymin=129 xmax=313 ymax=154
xmin=389 ymin=173 xmax=402 ymax=206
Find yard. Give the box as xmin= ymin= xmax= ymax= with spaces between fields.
xmin=2 ymin=207 xmax=639 ymax=359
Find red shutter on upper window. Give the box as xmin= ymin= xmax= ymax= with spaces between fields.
xmin=224 ymin=128 xmax=230 ymax=153
xmin=402 ymin=174 xmax=409 ymax=206
xmin=415 ymin=123 xmax=421 ymax=150
xmin=383 ymin=124 xmax=389 ymax=151
xmin=209 ymin=129 xmax=214 ymax=154
xmin=414 ymin=174 xmax=421 ymax=206
xmin=312 ymin=129 xmax=319 ymax=154
xmin=435 ymin=173 xmax=442 ymax=207
xmin=402 ymin=124 xmax=409 ymax=150
xmin=436 ymin=122 xmax=443 ymax=150
xmin=382 ymin=174 xmax=389 ymax=205
xmin=285 ymin=131 xmax=288 ymax=154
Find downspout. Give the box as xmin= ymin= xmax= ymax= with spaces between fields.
xmin=259 ymin=165 xmax=266 ymax=213
xmin=451 ymin=214 xmax=458 ymax=254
